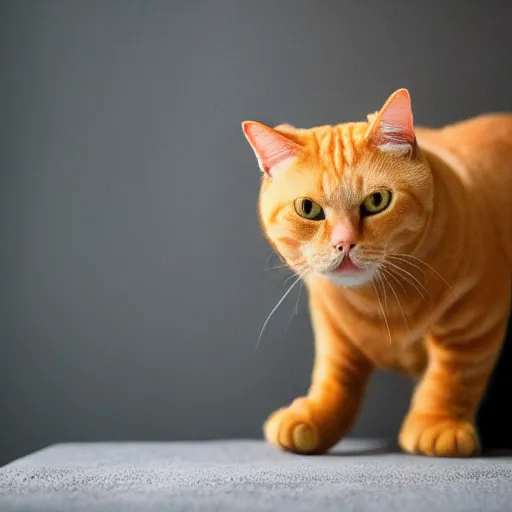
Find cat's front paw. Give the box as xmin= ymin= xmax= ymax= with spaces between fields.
xmin=263 ymin=397 xmax=337 ymax=454
xmin=263 ymin=398 xmax=320 ymax=454
xmin=399 ymin=412 xmax=480 ymax=457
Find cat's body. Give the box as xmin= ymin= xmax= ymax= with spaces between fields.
xmin=243 ymin=90 xmax=512 ymax=457
xmin=312 ymin=113 xmax=512 ymax=376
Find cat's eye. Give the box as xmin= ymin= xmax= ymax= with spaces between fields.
xmin=294 ymin=198 xmax=325 ymax=221
xmin=361 ymin=190 xmax=392 ymax=216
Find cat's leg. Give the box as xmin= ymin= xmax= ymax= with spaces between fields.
xmin=264 ymin=295 xmax=373 ymax=454
xmin=399 ymin=314 xmax=508 ymax=457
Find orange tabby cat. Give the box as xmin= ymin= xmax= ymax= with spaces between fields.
xmin=242 ymin=89 xmax=512 ymax=457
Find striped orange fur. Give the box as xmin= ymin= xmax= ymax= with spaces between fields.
xmin=242 ymin=89 xmax=512 ymax=457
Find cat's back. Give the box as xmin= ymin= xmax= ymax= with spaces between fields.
xmin=417 ymin=113 xmax=512 ymax=176
xmin=417 ymin=113 xmax=512 ymax=260
xmin=416 ymin=113 xmax=512 ymax=197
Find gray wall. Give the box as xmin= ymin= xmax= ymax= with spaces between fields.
xmin=1 ymin=1 xmax=511 ymax=466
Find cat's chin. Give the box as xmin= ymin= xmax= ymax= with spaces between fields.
xmin=322 ymin=268 xmax=377 ymax=288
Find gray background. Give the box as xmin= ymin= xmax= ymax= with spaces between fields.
xmin=1 ymin=1 xmax=511 ymax=466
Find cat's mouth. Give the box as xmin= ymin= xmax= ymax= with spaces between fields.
xmin=319 ymin=254 xmax=378 ymax=287
xmin=333 ymin=256 xmax=362 ymax=273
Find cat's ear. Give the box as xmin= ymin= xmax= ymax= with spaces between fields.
xmin=241 ymin=121 xmax=303 ymax=177
xmin=365 ymin=89 xmax=416 ymax=154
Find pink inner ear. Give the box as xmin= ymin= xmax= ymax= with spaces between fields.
xmin=368 ymin=89 xmax=416 ymax=148
xmin=242 ymin=121 xmax=302 ymax=175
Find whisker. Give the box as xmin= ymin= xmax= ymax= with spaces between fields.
xmin=382 ymin=262 xmax=428 ymax=301
xmin=264 ymin=253 xmax=274 ymax=271
xmin=287 ymin=280 xmax=304 ymax=330
xmin=387 ymin=255 xmax=426 ymax=277
xmin=358 ymin=248 xmax=451 ymax=290
xmin=256 ymin=274 xmax=303 ymax=350
xmin=380 ymin=265 xmax=408 ymax=297
xmin=372 ymin=279 xmax=392 ymax=346
xmin=268 ymin=263 xmax=290 ymax=271
xmin=383 ymin=265 xmax=425 ymax=301
xmin=379 ymin=267 xmax=409 ymax=331
xmin=282 ymin=273 xmax=297 ymax=287
xmin=355 ymin=248 xmax=436 ymax=301
xmin=383 ymin=260 xmax=429 ymax=300
xmin=376 ymin=271 xmax=389 ymax=311
xmin=264 ymin=252 xmax=284 ymax=272
xmin=282 ymin=266 xmax=307 ymax=287
xmin=295 ymin=281 xmax=303 ymax=316
xmin=356 ymin=248 xmax=387 ymax=257
xmin=389 ymin=253 xmax=451 ymax=289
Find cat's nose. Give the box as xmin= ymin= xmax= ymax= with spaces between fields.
xmin=331 ymin=219 xmax=357 ymax=253
xmin=333 ymin=242 xmax=356 ymax=253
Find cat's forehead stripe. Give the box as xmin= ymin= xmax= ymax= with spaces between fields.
xmin=340 ymin=124 xmax=356 ymax=168
xmin=314 ymin=123 xmax=370 ymax=205
xmin=315 ymin=124 xmax=357 ymax=173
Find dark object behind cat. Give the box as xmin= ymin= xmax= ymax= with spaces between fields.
xmin=477 ymin=316 xmax=512 ymax=451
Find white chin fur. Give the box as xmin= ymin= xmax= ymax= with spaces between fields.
xmin=324 ymin=268 xmax=377 ymax=287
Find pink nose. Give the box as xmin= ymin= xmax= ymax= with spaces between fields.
xmin=333 ymin=241 xmax=356 ymax=253
xmin=331 ymin=219 xmax=357 ymax=252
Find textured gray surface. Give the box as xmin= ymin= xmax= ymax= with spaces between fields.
xmin=1 ymin=440 xmax=511 ymax=512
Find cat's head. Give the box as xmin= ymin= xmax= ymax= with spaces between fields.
xmin=242 ymin=89 xmax=434 ymax=288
